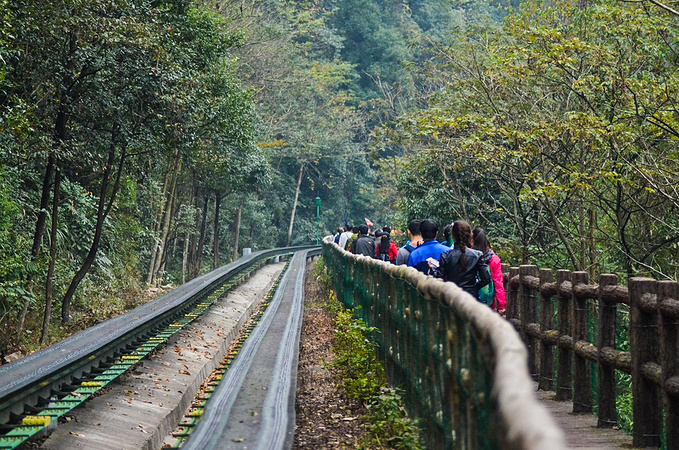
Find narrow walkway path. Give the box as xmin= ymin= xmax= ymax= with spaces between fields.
xmin=534 ymin=385 xmax=633 ymax=448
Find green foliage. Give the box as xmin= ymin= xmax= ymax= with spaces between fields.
xmin=0 ymin=0 xmax=11 ymax=84
xmin=0 ymin=0 xmax=269 ymax=347
xmin=381 ymin=0 xmax=679 ymax=278
xmin=616 ymin=373 xmax=633 ymax=435
xmin=360 ymin=387 xmax=423 ymax=450
xmin=331 ymin=306 xmax=386 ymax=400
xmin=312 ymin=257 xmax=333 ymax=292
xmin=0 ymin=166 xmax=34 ymax=313
xmin=215 ymin=0 xmax=376 ymax=247
xmin=327 ymin=294 xmax=422 ymax=448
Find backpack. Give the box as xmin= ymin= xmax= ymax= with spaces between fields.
xmin=478 ymin=265 xmax=495 ymax=305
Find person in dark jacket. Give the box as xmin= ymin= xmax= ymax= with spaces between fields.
xmin=376 ymin=227 xmax=398 ymax=263
xmin=333 ymin=227 xmax=344 ymax=245
xmin=434 ymin=220 xmax=490 ymax=300
xmin=351 ymin=224 xmax=375 ymax=258
xmin=345 ymin=226 xmax=359 ymax=252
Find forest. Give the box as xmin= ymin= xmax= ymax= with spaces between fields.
xmin=0 ymin=0 xmax=678 ymax=356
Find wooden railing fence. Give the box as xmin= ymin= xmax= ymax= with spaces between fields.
xmin=504 ymin=264 xmax=679 ymax=448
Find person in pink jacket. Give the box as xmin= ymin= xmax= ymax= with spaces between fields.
xmin=472 ymin=228 xmax=507 ymax=316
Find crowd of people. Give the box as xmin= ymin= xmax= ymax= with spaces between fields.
xmin=332 ymin=219 xmax=506 ymax=316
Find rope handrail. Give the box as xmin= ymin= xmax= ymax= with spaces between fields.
xmin=322 ymin=237 xmax=565 ymax=450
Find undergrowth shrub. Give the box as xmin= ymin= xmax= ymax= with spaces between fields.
xmin=315 ymin=255 xmax=422 ymax=449
xmin=312 ymin=256 xmax=333 ymax=292
xmin=330 ymin=306 xmax=422 ymax=449
xmin=361 ymin=387 xmax=422 ymax=450
xmin=331 ymin=306 xmax=385 ymax=401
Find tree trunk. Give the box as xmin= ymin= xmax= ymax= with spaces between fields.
xmin=588 ymin=208 xmax=597 ymax=279
xmin=190 ymin=193 xmax=209 ymax=279
xmin=18 ymin=152 xmax=56 ymax=334
xmin=40 ymin=168 xmax=61 ymax=345
xmin=61 ymin=138 xmax=125 ymax=323
xmin=158 ymin=213 xmax=178 ymax=280
xmin=182 ymin=228 xmax=190 ymax=284
xmin=30 ymin=154 xmax=56 ymax=259
xmin=146 ymin=160 xmax=173 ymax=285
xmin=152 ymin=160 xmax=179 ymax=284
xmin=233 ymin=204 xmax=242 ymax=260
xmin=20 ymin=73 xmax=71 ymax=333
xmin=543 ymin=196 xmax=582 ymax=271
xmin=287 ymin=164 xmax=304 ymax=246
xmin=171 ymin=229 xmax=178 ymax=260
xmin=213 ymin=192 xmax=222 ymax=269
xmin=579 ymin=203 xmax=587 ymax=270
xmin=186 ymin=186 xmax=200 ymax=279
xmin=196 ymin=194 xmax=209 ymax=275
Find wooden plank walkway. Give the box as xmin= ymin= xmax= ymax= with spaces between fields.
xmin=534 ymin=384 xmax=634 ymax=448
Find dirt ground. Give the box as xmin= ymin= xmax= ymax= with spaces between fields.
xmin=293 ymin=264 xmax=368 ymax=449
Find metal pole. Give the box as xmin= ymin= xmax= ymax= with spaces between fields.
xmin=315 ymin=197 xmax=321 ymax=245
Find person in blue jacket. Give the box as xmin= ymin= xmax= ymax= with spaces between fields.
xmin=407 ymin=219 xmax=450 ymax=274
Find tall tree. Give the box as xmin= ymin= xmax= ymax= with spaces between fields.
xmin=384 ymin=0 xmax=679 ymax=277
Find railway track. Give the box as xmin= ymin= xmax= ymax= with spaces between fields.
xmin=179 ymin=248 xmax=315 ymax=450
xmin=0 ymin=246 xmax=318 ymax=449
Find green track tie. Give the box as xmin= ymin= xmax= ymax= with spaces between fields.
xmin=92 ymin=377 xmax=116 ymax=384
xmin=61 ymin=394 xmax=90 ymax=402
xmin=178 ymin=417 xmax=200 ymax=426
xmin=74 ymin=387 xmax=100 ymax=395
xmin=4 ymin=426 xmax=43 ymax=437
xmin=139 ymin=345 xmax=158 ymax=350
xmin=45 ymin=401 xmax=79 ymax=409
xmin=0 ymin=437 xmax=23 ymax=449
xmin=36 ymin=409 xmax=67 ymax=417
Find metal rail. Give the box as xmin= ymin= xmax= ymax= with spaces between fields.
xmin=181 ymin=247 xmax=320 ymax=450
xmin=0 ymin=246 xmax=316 ymax=448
